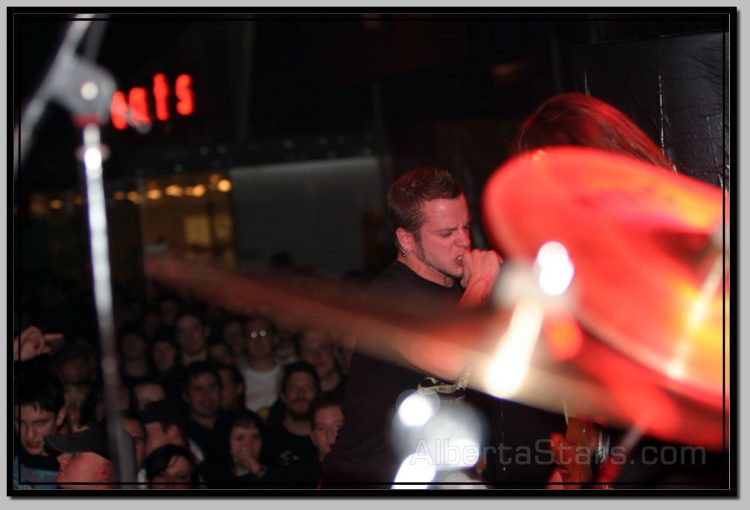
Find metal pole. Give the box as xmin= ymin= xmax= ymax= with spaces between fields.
xmin=80 ymin=123 xmax=135 ymax=487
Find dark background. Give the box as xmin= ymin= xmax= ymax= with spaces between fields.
xmin=12 ymin=10 xmax=731 ymax=288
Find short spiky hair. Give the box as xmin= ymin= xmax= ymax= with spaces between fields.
xmin=280 ymin=361 xmax=321 ymax=395
xmin=182 ymin=361 xmax=221 ymax=393
xmin=15 ymin=360 xmax=65 ymax=414
xmin=387 ymin=167 xmax=463 ymax=239
xmin=309 ymin=396 xmax=343 ymax=425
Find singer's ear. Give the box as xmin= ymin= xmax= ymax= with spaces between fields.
xmin=396 ymin=227 xmax=416 ymax=253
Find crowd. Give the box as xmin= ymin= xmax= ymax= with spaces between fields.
xmin=14 ymin=273 xmax=354 ymax=489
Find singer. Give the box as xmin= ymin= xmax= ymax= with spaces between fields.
xmin=321 ymin=167 xmax=502 ymax=487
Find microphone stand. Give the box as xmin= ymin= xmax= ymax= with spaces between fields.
xmin=15 ymin=15 xmax=135 ymax=488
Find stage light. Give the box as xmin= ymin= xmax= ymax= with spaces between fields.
xmin=165 ymin=185 xmax=183 ymax=197
xmin=192 ymin=184 xmax=206 ymax=197
xmin=485 ymin=299 xmax=543 ymax=398
xmin=392 ymin=454 xmax=436 ymax=489
xmin=217 ymin=179 xmax=232 ymax=192
xmin=84 ymin=147 xmax=103 ymax=172
xmin=81 ymin=81 xmax=99 ymax=101
xmin=397 ymin=392 xmax=437 ymax=428
xmin=536 ymin=241 xmax=574 ymax=296
xmin=146 ymin=189 xmax=162 ymax=200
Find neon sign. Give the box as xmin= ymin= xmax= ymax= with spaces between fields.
xmin=110 ymin=73 xmax=194 ymax=130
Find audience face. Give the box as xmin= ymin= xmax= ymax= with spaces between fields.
xmin=244 ymin=319 xmax=275 ymax=361
xmin=310 ymin=405 xmax=345 ymax=460
xmin=175 ymin=315 xmax=207 ymax=357
xmin=217 ymin=367 xmax=244 ymax=412
xmin=223 ymin=321 xmax=244 ymax=356
xmin=183 ymin=372 xmax=220 ymax=421
xmin=134 ymin=383 xmax=166 ymax=412
xmin=208 ymin=342 xmax=234 ymax=366
xmin=144 ymin=423 xmax=184 ymax=457
xmin=229 ymin=425 xmax=263 ymax=467
xmin=56 ymin=451 xmax=114 ymax=489
xmin=121 ymin=332 xmax=148 ymax=361
xmin=149 ymin=454 xmax=193 ymax=489
xmin=281 ymin=372 xmax=318 ymax=420
xmin=15 ymin=404 xmax=65 ymax=456
xmin=57 ymin=355 xmax=92 ymax=385
xmin=299 ymin=331 xmax=338 ymax=380
xmin=151 ymin=340 xmax=178 ymax=374
xmin=122 ymin=417 xmax=146 ymax=468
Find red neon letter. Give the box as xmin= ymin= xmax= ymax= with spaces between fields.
xmin=128 ymin=87 xmax=152 ymax=127
xmin=175 ymin=74 xmax=194 ymax=116
xmin=153 ymin=73 xmax=170 ymax=121
xmin=110 ymin=91 xmax=128 ymax=130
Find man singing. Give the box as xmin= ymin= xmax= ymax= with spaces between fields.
xmin=321 ymin=167 xmax=502 ymax=487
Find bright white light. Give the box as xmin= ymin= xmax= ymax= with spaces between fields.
xmin=397 ymin=393 xmax=436 ymax=427
xmin=434 ymin=471 xmax=488 ymax=490
xmin=81 ymin=81 xmax=99 ymax=100
xmin=485 ymin=299 xmax=543 ymax=398
xmin=436 ymin=437 xmax=480 ymax=469
xmin=665 ymin=359 xmax=686 ymax=380
xmin=392 ymin=454 xmax=436 ymax=489
xmin=84 ymin=147 xmax=103 ymax=173
xmin=536 ymin=241 xmax=574 ymax=295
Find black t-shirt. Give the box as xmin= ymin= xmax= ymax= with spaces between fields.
xmin=185 ymin=417 xmax=219 ymax=455
xmin=321 ymin=261 xmax=568 ymax=488
xmin=321 ymin=261 xmax=463 ymax=486
xmin=264 ymin=424 xmax=318 ymax=468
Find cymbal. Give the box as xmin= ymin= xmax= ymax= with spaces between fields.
xmin=145 ymin=251 xmax=727 ymax=449
xmin=481 ymin=147 xmax=728 ymax=412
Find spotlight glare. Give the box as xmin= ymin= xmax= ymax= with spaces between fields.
xmin=146 ymin=189 xmax=162 ymax=200
xmin=392 ymin=454 xmax=436 ymax=489
xmin=84 ymin=147 xmax=103 ymax=172
xmin=217 ymin=179 xmax=232 ymax=192
xmin=397 ymin=393 xmax=436 ymax=427
xmin=485 ymin=299 xmax=543 ymax=398
xmin=536 ymin=241 xmax=574 ymax=295
xmin=165 ymin=185 xmax=184 ymax=197
xmin=193 ymin=184 xmax=206 ymax=197
xmin=81 ymin=81 xmax=99 ymax=100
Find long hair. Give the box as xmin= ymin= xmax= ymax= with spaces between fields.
xmin=512 ymin=92 xmax=674 ymax=170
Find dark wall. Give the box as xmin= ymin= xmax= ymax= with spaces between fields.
xmin=570 ymin=31 xmax=729 ymax=187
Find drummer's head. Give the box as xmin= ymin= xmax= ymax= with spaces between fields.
xmin=388 ymin=167 xmax=471 ymax=284
xmin=512 ymin=92 xmax=674 ymax=170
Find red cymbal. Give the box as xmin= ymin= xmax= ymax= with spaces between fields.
xmin=145 ymin=251 xmax=727 ymax=448
xmin=482 ymin=147 xmax=728 ymax=413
